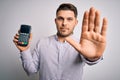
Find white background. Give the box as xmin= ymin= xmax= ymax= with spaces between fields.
xmin=0 ymin=0 xmax=120 ymax=80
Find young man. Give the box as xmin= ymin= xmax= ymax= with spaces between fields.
xmin=13 ymin=3 xmax=108 ymax=80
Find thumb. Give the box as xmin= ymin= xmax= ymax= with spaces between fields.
xmin=65 ymin=37 xmax=82 ymax=52
xmin=29 ymin=33 xmax=32 ymax=42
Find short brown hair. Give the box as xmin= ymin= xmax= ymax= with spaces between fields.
xmin=56 ymin=3 xmax=78 ymax=18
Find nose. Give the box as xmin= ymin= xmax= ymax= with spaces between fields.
xmin=62 ymin=19 xmax=67 ymax=26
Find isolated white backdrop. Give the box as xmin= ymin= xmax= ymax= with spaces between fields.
xmin=0 ymin=0 xmax=120 ymax=80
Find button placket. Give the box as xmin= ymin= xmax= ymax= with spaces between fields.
xmin=57 ymin=42 xmax=64 ymax=79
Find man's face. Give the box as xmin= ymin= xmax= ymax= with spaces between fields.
xmin=55 ymin=10 xmax=78 ymax=37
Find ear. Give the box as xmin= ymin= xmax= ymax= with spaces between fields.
xmin=55 ymin=18 xmax=57 ymax=24
xmin=75 ymin=19 xmax=78 ymax=26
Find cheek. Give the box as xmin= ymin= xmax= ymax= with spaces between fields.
xmin=70 ymin=27 xmax=75 ymax=32
xmin=56 ymin=21 xmax=61 ymax=27
xmin=69 ymin=23 xmax=76 ymax=30
xmin=55 ymin=22 xmax=59 ymax=28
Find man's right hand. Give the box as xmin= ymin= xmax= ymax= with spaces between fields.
xmin=13 ymin=32 xmax=32 ymax=52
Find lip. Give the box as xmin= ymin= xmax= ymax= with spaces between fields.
xmin=60 ymin=28 xmax=68 ymax=32
xmin=60 ymin=27 xmax=69 ymax=30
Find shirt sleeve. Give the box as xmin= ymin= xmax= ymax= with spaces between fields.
xmin=20 ymin=45 xmax=40 ymax=75
xmin=81 ymin=55 xmax=103 ymax=65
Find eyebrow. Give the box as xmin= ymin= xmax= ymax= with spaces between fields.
xmin=57 ymin=16 xmax=74 ymax=19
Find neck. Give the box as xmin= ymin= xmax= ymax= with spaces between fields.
xmin=57 ymin=33 xmax=73 ymax=43
xmin=57 ymin=36 xmax=66 ymax=42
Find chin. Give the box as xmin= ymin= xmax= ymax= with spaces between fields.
xmin=57 ymin=32 xmax=72 ymax=37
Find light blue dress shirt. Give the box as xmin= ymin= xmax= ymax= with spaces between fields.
xmin=20 ymin=35 xmax=102 ymax=80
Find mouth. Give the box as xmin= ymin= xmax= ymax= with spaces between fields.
xmin=60 ymin=27 xmax=69 ymax=31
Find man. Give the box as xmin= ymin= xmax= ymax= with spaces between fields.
xmin=13 ymin=3 xmax=108 ymax=80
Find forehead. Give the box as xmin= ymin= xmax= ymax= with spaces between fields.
xmin=56 ymin=10 xmax=75 ymax=18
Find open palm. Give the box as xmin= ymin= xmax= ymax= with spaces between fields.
xmin=66 ymin=7 xmax=108 ymax=60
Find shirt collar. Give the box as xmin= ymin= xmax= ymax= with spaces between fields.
xmin=54 ymin=34 xmax=74 ymax=43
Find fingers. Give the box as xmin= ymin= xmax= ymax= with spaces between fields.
xmin=29 ymin=33 xmax=32 ymax=43
xmin=101 ymin=18 xmax=108 ymax=36
xmin=82 ymin=11 xmax=89 ymax=33
xmin=94 ymin=11 xmax=100 ymax=33
xmin=13 ymin=30 xmax=20 ymax=43
xmin=82 ymin=7 xmax=106 ymax=35
xmin=82 ymin=7 xmax=100 ymax=33
xmin=13 ymin=33 xmax=32 ymax=45
xmin=88 ymin=7 xmax=96 ymax=31
xmin=13 ymin=33 xmax=19 ymax=43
